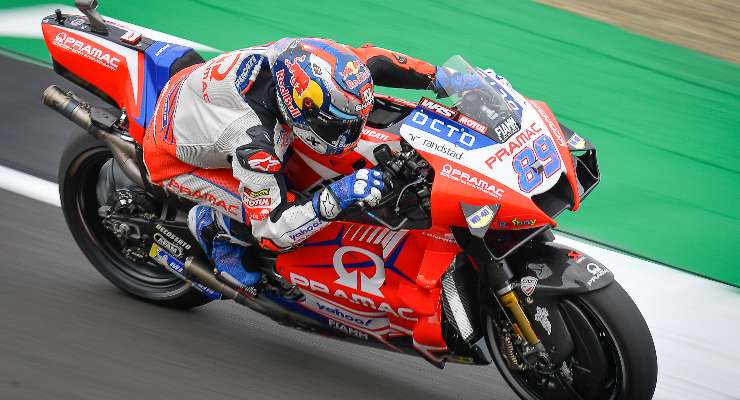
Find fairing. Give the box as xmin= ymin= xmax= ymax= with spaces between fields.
xmin=41 ymin=12 xmax=199 ymax=143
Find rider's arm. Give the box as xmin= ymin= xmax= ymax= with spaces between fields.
xmin=349 ymin=44 xmax=436 ymax=89
xmin=231 ymin=127 xmax=328 ymax=251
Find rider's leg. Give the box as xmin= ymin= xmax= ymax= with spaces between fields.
xmin=188 ymin=205 xmax=262 ymax=288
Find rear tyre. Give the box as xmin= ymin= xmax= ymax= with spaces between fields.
xmin=488 ymin=282 xmax=657 ymax=400
xmin=59 ymin=132 xmax=212 ymax=309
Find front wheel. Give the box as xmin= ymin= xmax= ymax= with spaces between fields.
xmin=59 ymin=132 xmax=212 ymax=309
xmin=488 ymin=282 xmax=657 ymax=400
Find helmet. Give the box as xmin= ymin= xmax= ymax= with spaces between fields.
xmin=268 ymin=38 xmax=373 ymax=155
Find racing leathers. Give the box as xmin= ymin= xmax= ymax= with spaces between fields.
xmin=143 ymin=39 xmax=437 ymax=253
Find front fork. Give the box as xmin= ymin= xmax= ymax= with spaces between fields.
xmin=484 ymin=260 xmax=546 ymax=355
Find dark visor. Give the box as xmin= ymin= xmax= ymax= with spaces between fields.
xmin=304 ymin=106 xmax=364 ymax=148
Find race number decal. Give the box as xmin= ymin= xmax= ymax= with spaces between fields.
xmin=512 ymin=135 xmax=561 ymax=192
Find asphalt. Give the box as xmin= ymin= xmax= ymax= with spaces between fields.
xmin=0 ymin=54 xmax=518 ymax=399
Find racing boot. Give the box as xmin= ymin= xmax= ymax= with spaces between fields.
xmin=188 ymin=205 xmax=263 ymax=292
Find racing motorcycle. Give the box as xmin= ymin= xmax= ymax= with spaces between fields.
xmin=40 ymin=1 xmax=657 ymax=399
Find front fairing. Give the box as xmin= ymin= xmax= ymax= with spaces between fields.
xmin=399 ymin=59 xmax=592 ymax=231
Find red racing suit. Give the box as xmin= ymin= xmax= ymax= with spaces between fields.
xmin=143 ymin=39 xmax=436 ymax=251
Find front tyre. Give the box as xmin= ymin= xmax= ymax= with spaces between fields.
xmin=59 ymin=132 xmax=212 ymax=309
xmin=488 ymin=282 xmax=657 ymax=400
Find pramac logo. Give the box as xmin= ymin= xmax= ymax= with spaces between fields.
xmin=53 ymin=31 xmax=121 ymax=70
xmin=333 ymin=246 xmax=385 ymax=297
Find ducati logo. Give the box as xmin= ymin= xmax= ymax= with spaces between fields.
xmin=333 ymin=246 xmax=385 ymax=297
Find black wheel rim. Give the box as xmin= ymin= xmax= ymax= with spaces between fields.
xmin=65 ymin=146 xmax=187 ymax=295
xmin=487 ymin=298 xmax=623 ymax=400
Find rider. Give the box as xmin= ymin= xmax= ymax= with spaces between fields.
xmin=143 ymin=37 xmax=473 ymax=290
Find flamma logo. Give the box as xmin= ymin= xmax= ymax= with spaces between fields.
xmin=53 ymin=31 xmax=121 ymax=70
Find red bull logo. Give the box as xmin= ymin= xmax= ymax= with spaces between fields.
xmin=285 ymin=55 xmax=310 ymax=96
xmin=342 ymin=60 xmax=371 ymax=90
xmin=341 ymin=60 xmax=362 ymax=80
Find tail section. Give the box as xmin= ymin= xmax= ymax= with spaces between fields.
xmin=41 ymin=7 xmax=203 ymax=142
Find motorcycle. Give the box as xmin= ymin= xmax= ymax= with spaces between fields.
xmin=40 ymin=1 xmax=658 ymax=399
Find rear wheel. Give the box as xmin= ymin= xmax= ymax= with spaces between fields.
xmin=487 ymin=282 xmax=657 ymax=400
xmin=59 ymin=132 xmax=212 ymax=309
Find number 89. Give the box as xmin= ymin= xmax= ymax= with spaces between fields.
xmin=512 ymin=135 xmax=561 ymax=192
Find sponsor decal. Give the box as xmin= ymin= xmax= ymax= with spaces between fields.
xmin=285 ymin=55 xmax=310 ymax=96
xmin=407 ymin=110 xmax=477 ymax=150
xmin=527 ymin=263 xmax=552 ymax=280
xmin=511 ymin=217 xmax=536 ymax=226
xmin=148 ymin=244 xmax=220 ymax=298
xmin=244 ymin=197 xmax=271 ymax=208
xmin=201 ymin=52 xmax=240 ymax=102
xmin=69 ymin=18 xmax=86 ymax=26
xmin=567 ymin=251 xmax=585 ymax=263
xmin=317 ymin=302 xmax=372 ymax=326
xmin=153 ymin=233 xmax=184 ymax=258
xmin=276 ymin=68 xmax=301 ymax=118
xmin=419 ymin=98 xmax=457 ymax=119
xmin=329 ymin=319 xmax=369 ymax=340
xmin=341 ymin=60 xmax=371 ymax=90
xmin=440 ymin=164 xmax=504 ymax=199
xmin=457 ymin=114 xmax=488 ymax=134
xmin=484 ymin=123 xmax=543 ymax=168
xmin=153 ymin=224 xmax=191 ymax=258
xmin=247 ymin=151 xmax=281 ymax=173
xmin=318 ymin=189 xmax=340 ymax=220
xmin=286 ymin=218 xmax=324 ymax=242
xmin=333 ymin=246 xmax=385 ymax=297
xmin=567 ymin=133 xmax=586 ymax=150
xmin=356 ymin=84 xmax=373 ymax=115
xmin=421 ymin=232 xmax=457 ymax=244
xmin=234 ymin=54 xmax=263 ymax=94
xmin=52 ymin=31 xmax=121 ymax=71
xmin=247 ymin=207 xmax=270 ymax=221
xmin=154 ymin=43 xmax=170 ymax=57
xmin=520 ymin=276 xmax=538 ymax=297
xmin=493 ymin=115 xmax=521 ymax=143
xmin=361 ymin=127 xmax=390 ymax=142
xmin=166 ymin=179 xmax=240 ymax=217
xmin=154 ymin=224 xmax=192 ymax=250
xmin=534 ymin=306 xmax=552 ymax=335
xmin=392 ymin=53 xmax=407 ymax=64
xmin=413 ymin=137 xmax=464 ymax=160
xmin=531 ymin=102 xmax=566 ymax=147
xmin=244 ymin=188 xmax=270 ymax=199
xmin=585 ymin=263 xmax=610 ymax=287
xmin=466 ymin=205 xmax=494 ymax=229
xmin=290 ymin=272 xmax=416 ymax=320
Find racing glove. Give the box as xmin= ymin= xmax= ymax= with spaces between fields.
xmin=432 ymin=66 xmax=482 ymax=98
xmin=313 ymin=169 xmax=385 ymax=220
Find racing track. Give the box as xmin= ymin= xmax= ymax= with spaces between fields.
xmin=0 ymin=53 xmax=519 ymax=400
xmin=1 ymin=54 xmax=739 ymax=400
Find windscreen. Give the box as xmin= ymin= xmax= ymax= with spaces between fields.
xmin=438 ymin=56 xmax=522 ymax=143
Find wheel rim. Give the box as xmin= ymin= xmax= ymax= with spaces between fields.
xmin=64 ymin=147 xmax=187 ymax=296
xmin=487 ymin=297 xmax=623 ymax=400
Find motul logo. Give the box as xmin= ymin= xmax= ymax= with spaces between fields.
xmin=53 ymin=31 xmax=121 ymax=70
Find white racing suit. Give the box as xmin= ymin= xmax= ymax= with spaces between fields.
xmin=142 ymin=40 xmax=436 ymax=251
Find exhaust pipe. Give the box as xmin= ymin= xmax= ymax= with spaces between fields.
xmin=42 ymin=85 xmax=145 ymax=188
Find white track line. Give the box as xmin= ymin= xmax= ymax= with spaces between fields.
xmin=0 ymin=163 xmax=737 ymax=399
xmin=0 ymin=165 xmax=60 ymax=206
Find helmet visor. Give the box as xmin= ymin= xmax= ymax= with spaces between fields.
xmin=304 ymin=107 xmax=364 ymax=150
